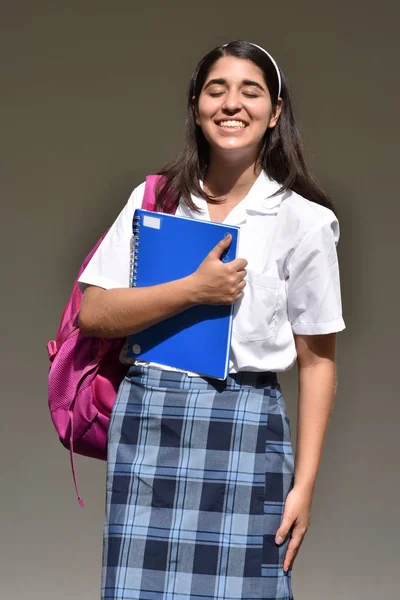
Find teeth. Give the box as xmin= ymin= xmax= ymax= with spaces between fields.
xmin=218 ymin=120 xmax=246 ymax=128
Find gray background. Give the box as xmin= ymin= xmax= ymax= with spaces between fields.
xmin=1 ymin=1 xmax=398 ymax=598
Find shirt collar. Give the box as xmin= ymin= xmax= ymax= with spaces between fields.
xmin=188 ymin=170 xmax=285 ymax=225
xmin=241 ymin=170 xmax=284 ymax=213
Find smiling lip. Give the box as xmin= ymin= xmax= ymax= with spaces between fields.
xmin=215 ymin=119 xmax=248 ymax=133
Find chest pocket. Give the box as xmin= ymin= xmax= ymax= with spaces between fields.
xmin=233 ymin=270 xmax=280 ymax=342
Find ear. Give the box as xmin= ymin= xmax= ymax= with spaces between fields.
xmin=268 ymin=97 xmax=283 ymax=129
xmin=192 ymin=95 xmax=200 ymax=125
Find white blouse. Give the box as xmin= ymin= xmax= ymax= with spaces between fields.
xmin=78 ymin=170 xmax=345 ymax=373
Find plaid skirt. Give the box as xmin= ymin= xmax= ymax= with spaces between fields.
xmin=102 ymin=365 xmax=295 ymax=600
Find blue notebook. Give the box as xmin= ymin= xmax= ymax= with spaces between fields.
xmin=124 ymin=208 xmax=240 ymax=379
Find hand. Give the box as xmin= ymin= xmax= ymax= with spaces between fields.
xmin=189 ymin=234 xmax=248 ymax=305
xmin=275 ymin=485 xmax=313 ymax=572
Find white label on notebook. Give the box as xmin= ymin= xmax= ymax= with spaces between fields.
xmin=143 ymin=215 xmax=161 ymax=229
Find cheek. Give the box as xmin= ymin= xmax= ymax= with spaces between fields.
xmin=249 ymin=105 xmax=272 ymax=125
xmin=197 ymin=100 xmax=216 ymax=122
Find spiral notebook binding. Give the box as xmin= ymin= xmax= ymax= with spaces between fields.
xmin=130 ymin=214 xmax=142 ymax=287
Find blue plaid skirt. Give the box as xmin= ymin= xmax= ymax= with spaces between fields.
xmin=102 ymin=365 xmax=295 ymax=600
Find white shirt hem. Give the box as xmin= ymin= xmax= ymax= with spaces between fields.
xmin=291 ymin=318 xmax=346 ymax=335
xmin=78 ymin=275 xmax=122 ymax=292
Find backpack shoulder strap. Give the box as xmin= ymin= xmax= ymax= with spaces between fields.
xmin=142 ymin=175 xmax=165 ymax=211
xmin=142 ymin=175 xmax=178 ymax=215
xmin=76 ymin=229 xmax=109 ymax=279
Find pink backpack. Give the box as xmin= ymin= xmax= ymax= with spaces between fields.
xmin=47 ymin=175 xmax=175 ymax=506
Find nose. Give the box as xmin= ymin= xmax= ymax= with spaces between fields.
xmin=221 ymin=89 xmax=242 ymax=113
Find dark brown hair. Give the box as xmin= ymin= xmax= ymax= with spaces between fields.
xmin=155 ymin=40 xmax=335 ymax=215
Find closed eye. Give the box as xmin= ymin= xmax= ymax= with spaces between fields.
xmin=208 ymin=91 xmax=260 ymax=99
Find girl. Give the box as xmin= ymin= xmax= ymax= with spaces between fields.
xmin=78 ymin=40 xmax=345 ymax=600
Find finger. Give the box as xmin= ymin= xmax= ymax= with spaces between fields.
xmin=236 ymin=269 xmax=247 ymax=281
xmin=230 ymin=257 xmax=248 ymax=271
xmin=275 ymin=515 xmax=294 ymax=545
xmin=283 ymin=533 xmax=304 ymax=572
xmin=208 ymin=235 xmax=232 ymax=258
xmin=234 ymin=291 xmax=245 ymax=302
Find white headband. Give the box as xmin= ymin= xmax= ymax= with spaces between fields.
xmin=222 ymin=42 xmax=282 ymax=98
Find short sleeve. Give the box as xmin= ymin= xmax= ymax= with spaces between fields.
xmin=287 ymin=217 xmax=346 ymax=335
xmin=77 ymin=182 xmax=146 ymax=291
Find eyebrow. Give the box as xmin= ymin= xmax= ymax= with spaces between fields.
xmin=203 ymin=78 xmax=266 ymax=92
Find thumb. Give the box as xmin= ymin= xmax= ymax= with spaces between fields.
xmin=209 ymin=234 xmax=232 ymax=259
xmin=275 ymin=514 xmax=293 ymax=545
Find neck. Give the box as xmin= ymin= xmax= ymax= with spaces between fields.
xmin=204 ymin=153 xmax=262 ymax=198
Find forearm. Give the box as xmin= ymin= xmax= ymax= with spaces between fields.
xmin=293 ymin=359 xmax=336 ymax=493
xmin=79 ymin=276 xmax=197 ymax=338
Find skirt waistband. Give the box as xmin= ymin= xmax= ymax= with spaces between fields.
xmin=125 ymin=364 xmax=278 ymax=392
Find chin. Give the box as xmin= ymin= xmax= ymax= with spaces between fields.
xmin=211 ymin=141 xmax=255 ymax=155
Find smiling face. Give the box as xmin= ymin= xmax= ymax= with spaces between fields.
xmin=194 ymin=56 xmax=282 ymax=163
